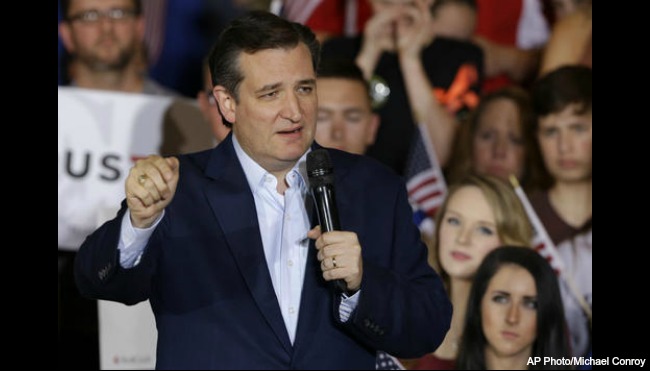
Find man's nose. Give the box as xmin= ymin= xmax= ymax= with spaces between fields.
xmin=281 ymin=93 xmax=302 ymax=123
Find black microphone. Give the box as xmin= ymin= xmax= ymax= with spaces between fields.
xmin=306 ymin=149 xmax=347 ymax=292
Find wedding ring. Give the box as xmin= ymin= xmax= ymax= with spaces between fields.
xmin=138 ymin=174 xmax=148 ymax=185
xmin=332 ymin=257 xmax=337 ymax=268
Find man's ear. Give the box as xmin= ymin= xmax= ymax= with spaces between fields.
xmin=213 ymin=86 xmax=236 ymax=124
xmin=366 ymin=113 xmax=380 ymax=145
xmin=59 ymin=22 xmax=75 ymax=53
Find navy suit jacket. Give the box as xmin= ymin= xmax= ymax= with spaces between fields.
xmin=75 ymin=134 xmax=451 ymax=369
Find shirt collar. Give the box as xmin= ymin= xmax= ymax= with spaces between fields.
xmin=232 ymin=134 xmax=310 ymax=193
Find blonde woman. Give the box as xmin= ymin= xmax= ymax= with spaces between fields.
xmin=406 ymin=174 xmax=532 ymax=369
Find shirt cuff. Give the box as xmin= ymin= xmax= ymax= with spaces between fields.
xmin=118 ymin=210 xmax=165 ymax=268
xmin=339 ymin=289 xmax=361 ymax=322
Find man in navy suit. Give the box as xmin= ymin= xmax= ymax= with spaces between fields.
xmin=75 ymin=11 xmax=451 ymax=369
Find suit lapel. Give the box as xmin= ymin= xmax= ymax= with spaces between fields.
xmin=293 ymin=145 xmax=356 ymax=354
xmin=203 ymin=135 xmax=292 ymax=354
xmin=292 ymin=221 xmax=328 ymax=355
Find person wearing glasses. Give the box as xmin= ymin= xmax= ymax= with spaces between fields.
xmin=59 ymin=0 xmax=176 ymax=96
xmin=58 ymin=2 xmax=211 ymax=369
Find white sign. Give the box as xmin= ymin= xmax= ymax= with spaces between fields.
xmin=58 ymin=87 xmax=213 ymax=250
xmin=98 ymin=300 xmax=157 ymax=370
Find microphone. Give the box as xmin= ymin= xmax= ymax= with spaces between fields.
xmin=306 ymin=149 xmax=347 ymax=292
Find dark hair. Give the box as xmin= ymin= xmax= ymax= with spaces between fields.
xmin=431 ymin=0 xmax=477 ymax=16
xmin=207 ymin=11 xmax=320 ymax=127
xmin=446 ymin=86 xmax=551 ymax=192
xmin=317 ymin=58 xmax=371 ymax=102
xmin=61 ymin=0 xmax=142 ymax=20
xmin=532 ymin=66 xmax=592 ymax=123
xmin=457 ymin=246 xmax=570 ymax=370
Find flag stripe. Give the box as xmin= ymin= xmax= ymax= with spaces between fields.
xmin=408 ymin=177 xmax=444 ymax=198
xmin=412 ymin=189 xmax=443 ymax=204
xmin=407 ymin=172 xmax=439 ymax=191
xmin=419 ymin=195 xmax=444 ymax=210
xmin=405 ymin=123 xmax=448 ymax=222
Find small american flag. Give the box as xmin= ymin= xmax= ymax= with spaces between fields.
xmin=509 ymin=176 xmax=592 ymax=325
xmin=508 ymin=175 xmax=564 ymax=275
xmin=405 ymin=123 xmax=448 ymax=234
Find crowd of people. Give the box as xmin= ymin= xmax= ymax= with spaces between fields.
xmin=58 ymin=0 xmax=592 ymax=369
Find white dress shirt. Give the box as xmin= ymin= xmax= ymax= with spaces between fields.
xmin=117 ymin=135 xmax=359 ymax=344
xmin=233 ymin=136 xmax=310 ymax=344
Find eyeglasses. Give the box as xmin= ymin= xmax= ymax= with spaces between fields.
xmin=67 ymin=8 xmax=137 ymax=24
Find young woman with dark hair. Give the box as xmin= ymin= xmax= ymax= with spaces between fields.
xmin=457 ymin=246 xmax=570 ymax=370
